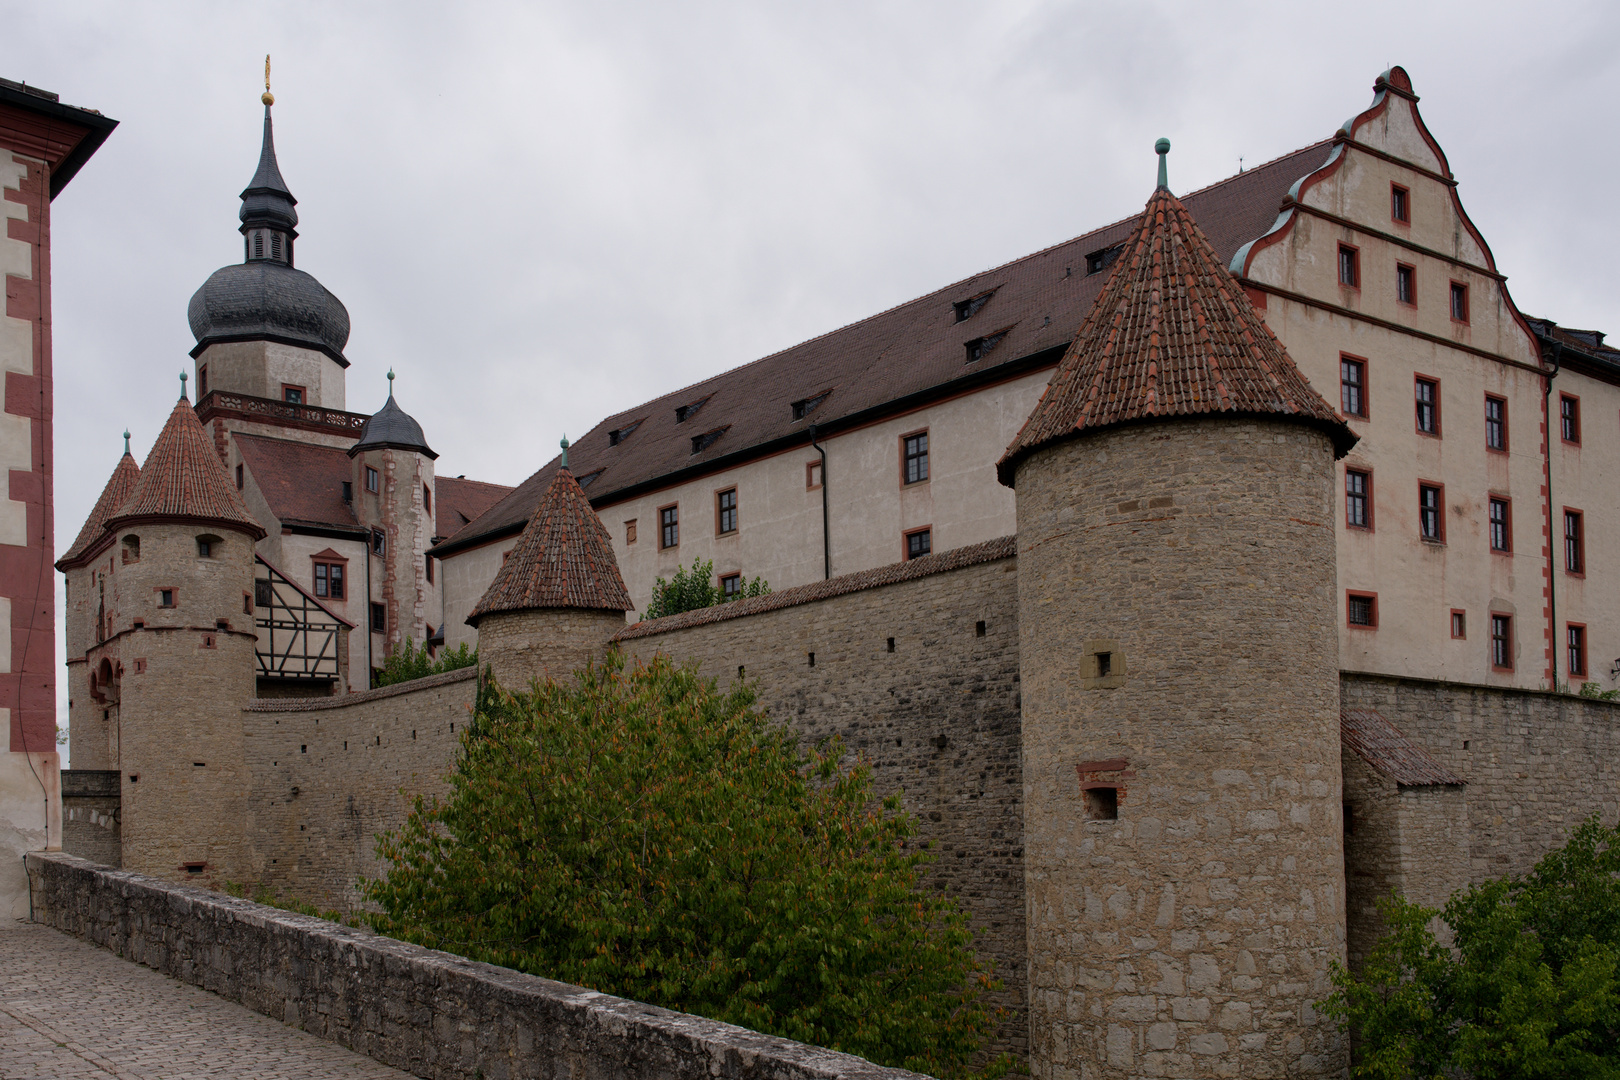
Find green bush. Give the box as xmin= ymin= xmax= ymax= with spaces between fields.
xmin=643 ymin=557 xmax=768 ymax=620
xmin=374 ymin=637 xmax=477 ymax=688
xmin=366 ymin=654 xmax=1004 ymax=1077
xmin=1323 ymin=814 xmax=1620 ymax=1079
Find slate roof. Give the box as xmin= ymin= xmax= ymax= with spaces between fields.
xmin=106 ymin=396 xmax=266 ymax=538
xmin=467 ymin=467 xmax=632 ymax=625
xmin=350 ymin=393 xmax=435 ymax=459
xmin=1525 ymin=316 xmax=1620 ymax=383
xmin=234 ymin=433 xmax=360 ymax=533
xmin=998 ymin=184 xmax=1356 ymax=485
xmin=240 ymin=104 xmax=297 ymax=232
xmin=1340 ymin=707 xmax=1464 ymax=786
xmin=614 ymin=535 xmax=1017 ymax=640
xmin=435 ymin=476 xmax=513 ymax=542
xmin=57 ymin=452 xmax=138 ymax=569
xmin=432 ymin=141 xmax=1334 ymax=558
xmin=188 ymin=261 xmax=351 ymax=366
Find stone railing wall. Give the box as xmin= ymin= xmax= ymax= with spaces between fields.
xmin=26 ymin=851 xmax=927 ymax=1080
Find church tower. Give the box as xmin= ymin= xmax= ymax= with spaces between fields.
xmin=999 ymin=143 xmax=1357 ymax=1078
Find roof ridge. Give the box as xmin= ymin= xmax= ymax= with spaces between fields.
xmin=57 ymin=452 xmax=140 ymax=569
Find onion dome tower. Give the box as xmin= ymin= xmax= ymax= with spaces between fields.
xmin=1000 ymin=141 xmax=1355 ymax=1079
xmin=186 ymin=81 xmax=351 ymax=407
xmin=100 ymin=380 xmax=266 ymax=886
xmin=468 ymin=439 xmax=632 ymax=688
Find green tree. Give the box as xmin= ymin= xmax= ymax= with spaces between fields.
xmin=366 ymin=655 xmax=1003 ymax=1077
xmin=642 ymin=557 xmax=768 ymax=620
xmin=1323 ymin=815 xmax=1620 ymax=1079
xmin=374 ymin=637 xmax=477 ymax=688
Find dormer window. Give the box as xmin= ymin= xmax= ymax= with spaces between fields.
xmin=691 ymin=426 xmax=729 ymax=454
xmin=675 ymin=396 xmax=712 ymax=424
xmin=608 ymin=419 xmax=644 ymax=446
xmin=1085 ymin=244 xmax=1124 ymax=275
xmin=953 ymin=290 xmax=995 ymax=322
xmin=966 ymin=328 xmax=1012 ymax=364
xmin=791 ymin=390 xmax=832 ymax=422
xmin=576 ymin=468 xmax=605 ymax=489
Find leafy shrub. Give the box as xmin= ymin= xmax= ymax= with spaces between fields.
xmin=643 ymin=557 xmax=768 ymax=620
xmin=374 ymin=637 xmax=477 ymax=688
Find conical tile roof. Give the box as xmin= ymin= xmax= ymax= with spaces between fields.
xmin=467 ymin=466 xmax=631 ymax=625
xmin=997 ymin=185 xmax=1355 ymax=486
xmin=106 ymin=396 xmax=266 ymax=538
xmin=56 ymin=451 xmax=139 ymax=569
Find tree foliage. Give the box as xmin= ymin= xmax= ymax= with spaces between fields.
xmin=365 ymin=654 xmax=1003 ymax=1077
xmin=374 ymin=637 xmax=477 ymax=687
xmin=643 ymin=557 xmax=769 ymax=620
xmin=1323 ymin=815 xmax=1620 ymax=1079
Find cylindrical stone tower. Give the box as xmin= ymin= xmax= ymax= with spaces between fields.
xmin=999 ymin=147 xmax=1358 ymax=1080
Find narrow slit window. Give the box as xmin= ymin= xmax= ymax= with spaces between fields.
xmin=1561 ymin=394 xmax=1581 ymax=444
xmin=1450 ymin=282 xmax=1470 ymax=323
xmin=1569 ymin=624 xmax=1588 ymax=678
xmin=1415 ymin=377 xmax=1439 ymax=435
xmin=1391 ymin=184 xmax=1410 ymax=223
xmin=1565 ymin=509 xmax=1584 ymax=574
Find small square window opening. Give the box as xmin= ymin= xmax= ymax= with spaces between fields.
xmin=1083 ymin=787 xmax=1119 ymax=821
xmin=282 ymin=385 xmax=305 ymax=405
xmin=159 ymin=589 xmax=175 ymax=608
xmin=1347 ymin=592 xmax=1377 ymax=628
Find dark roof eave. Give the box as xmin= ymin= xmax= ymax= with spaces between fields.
xmin=280 ymin=521 xmax=368 ymax=541
xmin=0 ymin=83 xmax=118 ymax=199
xmin=102 ymin=511 xmax=268 ymax=542
xmin=54 ymin=528 xmax=118 ymax=573
xmin=346 ymin=440 xmax=438 ymax=461
xmin=465 ymin=602 xmax=631 ymax=629
xmin=190 ymin=330 xmax=350 ymax=368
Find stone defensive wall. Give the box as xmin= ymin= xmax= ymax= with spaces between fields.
xmin=26 ymin=851 xmax=922 ymax=1080
xmin=613 ymin=536 xmax=1027 ymax=1059
xmin=240 ymin=666 xmax=479 ymax=908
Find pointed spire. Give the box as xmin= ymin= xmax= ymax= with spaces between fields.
xmin=106 ymin=397 xmax=266 ymax=538
xmin=56 ymin=443 xmax=141 ymax=570
xmin=239 ymin=71 xmax=298 ymax=235
xmin=467 ymin=467 xmax=632 ymax=625
xmin=998 ymin=180 xmax=1356 ymax=487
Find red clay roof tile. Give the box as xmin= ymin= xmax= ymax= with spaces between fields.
xmin=435 ymin=476 xmax=513 ymax=542
xmin=57 ymin=452 xmax=139 ymax=569
xmin=1341 ymin=707 xmax=1464 ymax=786
xmin=233 ymin=433 xmax=359 ymax=532
xmin=107 ymin=396 xmax=266 ymax=538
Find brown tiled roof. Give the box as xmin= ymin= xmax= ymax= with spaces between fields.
xmin=1340 ymin=707 xmax=1464 ymax=787
xmin=433 ymin=142 xmax=1334 ymax=557
xmin=107 ymin=396 xmax=267 ymax=538
xmin=998 ymin=185 xmax=1356 ymax=484
xmin=435 ymin=476 xmax=513 ymax=542
xmin=613 ymin=535 xmax=1016 ymax=641
xmin=57 ymin=452 xmax=139 ymax=569
xmin=234 ymin=433 xmax=360 ymax=533
xmin=467 ymin=467 xmax=632 ymax=624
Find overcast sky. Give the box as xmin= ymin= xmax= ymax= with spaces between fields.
xmin=5 ymin=1 xmax=1619 ymax=735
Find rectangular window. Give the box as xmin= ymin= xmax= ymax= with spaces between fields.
xmin=1345 ymin=468 xmax=1371 ymax=529
xmin=282 ymin=384 xmax=305 ymax=405
xmin=1489 ymin=497 xmax=1512 ymax=553
xmin=1391 ymin=183 xmax=1410 ymax=223
xmin=659 ymin=505 xmax=679 ymax=549
xmin=365 ymin=466 xmax=379 ymax=493
xmin=198 ymin=364 xmax=209 ymax=397
xmin=625 ymin=519 xmax=637 ymax=544
xmin=903 ymin=431 xmax=929 ymax=485
xmin=235 ymin=463 xmax=244 ymax=490
xmin=371 ymin=529 xmax=385 ymax=557
xmin=425 ymin=555 xmax=434 ymax=585
xmin=1491 ymin=614 xmax=1513 ymax=670
xmin=1569 ymin=624 xmax=1588 ymax=678
xmin=1396 ymin=263 xmax=1416 ymax=306
xmin=1419 ymin=483 xmax=1444 ymax=542
xmin=721 ymin=572 xmax=741 ymax=599
xmin=342 ymin=481 xmax=353 ymax=503
xmin=717 ymin=488 xmax=738 ymax=534
xmin=313 ymin=562 xmax=345 ymax=600
xmin=1451 ymin=610 xmax=1467 ymax=640
xmin=1340 ymin=356 xmax=1367 ymax=418
xmin=1347 ymin=591 xmax=1378 ymax=628
xmin=159 ymin=588 xmax=175 ymax=608
xmin=1561 ymin=393 xmax=1581 ymax=444
xmin=905 ymin=527 xmax=932 ymax=560
xmin=806 ymin=461 xmax=823 ymax=490
xmin=370 ymin=602 xmax=386 ymax=634
xmin=423 ymin=485 xmax=432 ymax=514
xmin=1415 ymin=376 xmax=1439 ymax=435
xmin=1450 ymin=281 xmax=1470 ymax=323
xmin=1565 ymin=509 xmax=1584 ymax=575
xmin=1338 ymin=244 xmax=1359 ymax=288
xmin=1485 ymin=395 xmax=1507 ymax=452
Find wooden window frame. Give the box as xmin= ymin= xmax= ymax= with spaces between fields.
xmin=1568 ymin=622 xmax=1589 ymax=679
xmin=1339 ymin=353 xmax=1369 ymax=420
xmin=312 ymin=556 xmax=348 ymax=600
xmin=715 ymin=487 xmax=738 ymax=536
xmin=1450 ymin=609 xmax=1467 ymax=640
xmin=1485 ymin=394 xmax=1508 ymax=453
xmin=371 ymin=529 xmax=386 ymax=557
xmin=1490 ymin=612 xmax=1514 ymax=671
xmin=1396 ymin=262 xmax=1417 ymax=308
xmin=1418 ymin=480 xmax=1445 ymax=543
xmin=1561 ymin=392 xmax=1581 ymax=445
xmin=658 ymin=503 xmax=680 ymax=550
xmin=1488 ymin=495 xmax=1513 ymax=554
xmin=1414 ymin=374 xmax=1441 ymax=437
xmin=1346 ymin=590 xmax=1379 ymax=630
xmin=370 ymin=602 xmax=387 ymax=634
xmin=903 ymin=525 xmax=933 ymax=561
xmin=1449 ymin=280 xmax=1470 ymax=324
xmin=1390 ymin=182 xmax=1410 ymax=224
xmin=281 ymin=383 xmax=307 ymax=406
xmin=901 ymin=428 xmax=930 ymax=486
xmin=1337 ymin=242 xmax=1360 ymax=289
xmin=1564 ymin=507 xmax=1585 ymax=577
xmin=1344 ymin=466 xmax=1373 ymax=531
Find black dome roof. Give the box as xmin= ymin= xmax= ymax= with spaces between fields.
xmin=350 ymin=393 xmax=436 ymax=459
xmin=187 ymin=260 xmax=350 ymax=365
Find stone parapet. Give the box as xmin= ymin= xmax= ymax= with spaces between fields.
xmin=26 ymin=851 xmax=924 ymax=1080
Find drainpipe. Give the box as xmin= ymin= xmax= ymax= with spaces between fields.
xmin=1543 ymin=341 xmax=1562 ymax=690
xmin=810 ymin=424 xmax=830 ymax=580
xmin=364 ymin=531 xmax=374 ymax=688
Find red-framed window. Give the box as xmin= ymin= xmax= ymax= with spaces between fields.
xmin=1485 ymin=394 xmax=1508 ymax=452
xmin=1415 ymin=375 xmax=1441 ymax=436
xmin=1561 ymin=393 xmax=1581 ymax=444
xmin=1564 ymin=508 xmax=1585 ymax=576
xmin=658 ymin=504 xmax=679 ymax=549
xmin=903 ymin=526 xmax=932 ymax=561
xmin=1345 ymin=468 xmax=1372 ymax=530
xmin=1488 ymin=496 xmax=1512 ymax=553
xmin=282 ymin=383 xmax=306 ymax=405
xmin=1396 ymin=263 xmax=1416 ymax=307
xmin=1450 ymin=609 xmax=1467 ymax=640
xmin=1568 ymin=624 xmax=1589 ymax=678
xmin=716 ymin=488 xmax=738 ymax=535
xmin=902 ymin=430 xmax=929 ymax=485
xmin=1338 ymin=243 xmax=1360 ymax=288
xmin=1450 ymin=281 xmax=1470 ymax=323
xmin=720 ymin=572 xmax=741 ymax=599
xmin=1391 ymin=183 xmax=1410 ymax=224
xmin=1346 ymin=591 xmax=1378 ymax=629
xmin=365 ymin=466 xmax=379 ymax=493
xmin=1491 ymin=613 xmax=1513 ymax=670
xmin=1419 ymin=482 xmax=1445 ymax=542
xmin=1340 ymin=354 xmax=1368 ymax=419
xmin=313 ymin=558 xmax=346 ymax=600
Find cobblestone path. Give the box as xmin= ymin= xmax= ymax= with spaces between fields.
xmin=0 ymin=920 xmax=415 ymax=1079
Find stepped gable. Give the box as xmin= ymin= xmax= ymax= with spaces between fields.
xmin=467 ymin=466 xmax=631 ymax=626
xmin=106 ymin=396 xmax=267 ymax=539
xmin=56 ymin=452 xmax=139 ymax=569
xmin=997 ymin=184 xmax=1356 ymax=486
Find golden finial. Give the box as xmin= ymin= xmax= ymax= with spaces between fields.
xmin=261 ymin=55 xmax=274 ymax=106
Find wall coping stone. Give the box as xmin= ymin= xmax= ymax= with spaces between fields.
xmin=244 ymin=665 xmax=477 ymax=712
xmin=1342 ymin=669 xmax=1620 ymax=711
xmin=614 ymin=536 xmax=1017 ymax=642
xmin=26 ymin=852 xmax=929 ymax=1080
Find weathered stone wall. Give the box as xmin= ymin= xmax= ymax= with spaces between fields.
xmin=61 ymin=769 xmax=120 ymax=868
xmin=614 ymin=544 xmax=1026 ymax=1061
xmin=478 ymin=607 xmax=625 ymax=690
xmin=241 ymin=666 xmax=478 ymax=908
xmin=27 ymin=851 xmax=922 ymax=1080
xmin=1014 ymin=419 xmax=1347 ymax=1080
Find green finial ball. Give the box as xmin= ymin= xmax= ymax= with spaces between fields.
xmin=123 ymin=429 xmax=130 ymax=455
xmin=1155 ymin=137 xmax=1171 ymax=155
xmin=560 ymin=434 xmax=569 ymax=468
xmin=180 ymin=370 xmax=188 ymax=399
xmin=1155 ymin=137 xmax=1171 ymax=190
